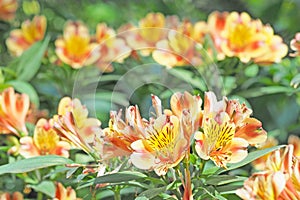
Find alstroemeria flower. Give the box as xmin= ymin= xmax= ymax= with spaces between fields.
xmin=103 ymin=105 xmax=146 ymax=155
xmin=252 ymin=137 xmax=278 ymax=170
xmin=54 ymin=182 xmax=81 ymax=200
xmin=55 ymin=21 xmax=100 ymax=69
xmin=237 ymin=145 xmax=300 ymax=200
xmin=6 ymin=15 xmax=46 ymax=56
xmin=152 ymin=24 xmax=204 ymax=67
xmin=53 ymin=97 xmax=103 ymax=158
xmin=121 ymin=12 xmax=167 ymax=56
xmin=195 ymin=91 xmax=267 ymax=168
xmin=93 ymin=23 xmax=131 ymax=72
xmin=0 ymin=191 xmax=23 ymax=200
xmin=130 ymin=95 xmax=188 ymax=176
xmin=288 ymin=135 xmax=300 ymax=157
xmin=170 ymin=91 xmax=203 ymax=141
xmin=290 ymin=33 xmax=300 ymax=57
xmin=0 ymin=0 xmax=18 ymax=21
xmin=0 ymin=87 xmax=29 ymax=136
xmin=209 ymin=11 xmax=287 ymax=64
xmin=19 ymin=118 xmax=70 ymax=158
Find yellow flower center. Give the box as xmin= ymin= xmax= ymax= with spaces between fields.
xmin=34 ymin=126 xmax=59 ymax=154
xmin=228 ymin=24 xmax=254 ymax=51
xmin=65 ymin=35 xmax=89 ymax=57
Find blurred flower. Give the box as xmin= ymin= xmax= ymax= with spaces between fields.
xmin=0 ymin=0 xmax=18 ymax=21
xmin=237 ymin=145 xmax=300 ymax=200
xmin=130 ymin=95 xmax=188 ymax=176
xmin=120 ymin=12 xmax=168 ymax=56
xmin=54 ymin=182 xmax=81 ymax=200
xmin=208 ymin=11 xmax=287 ymax=64
xmin=55 ymin=21 xmax=100 ymax=69
xmin=252 ymin=137 xmax=278 ymax=170
xmin=93 ymin=23 xmax=131 ymax=72
xmin=288 ymin=135 xmax=300 ymax=157
xmin=195 ymin=91 xmax=267 ymax=168
xmin=290 ymin=33 xmax=300 ymax=57
xmin=0 ymin=191 xmax=23 ymax=200
xmin=19 ymin=118 xmax=70 ymax=158
xmin=207 ymin=11 xmax=228 ymax=60
xmin=0 ymin=87 xmax=29 ymax=136
xmin=53 ymin=97 xmax=103 ymax=159
xmin=6 ymin=15 xmax=46 ymax=56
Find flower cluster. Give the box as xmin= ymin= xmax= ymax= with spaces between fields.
xmin=5 ymin=11 xmax=288 ymax=70
xmin=0 ymin=0 xmax=18 ymax=21
xmin=50 ymin=91 xmax=267 ymax=176
xmin=237 ymin=145 xmax=300 ymax=199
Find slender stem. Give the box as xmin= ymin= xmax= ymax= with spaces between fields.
xmin=183 ymin=151 xmax=193 ymax=200
xmin=199 ymin=159 xmax=207 ymax=175
xmin=37 ymin=192 xmax=43 ymax=200
xmin=113 ymin=187 xmax=121 ymax=200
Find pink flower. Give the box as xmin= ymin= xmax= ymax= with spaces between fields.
xmin=54 ymin=182 xmax=81 ymax=200
xmin=290 ymin=33 xmax=300 ymax=57
xmin=195 ymin=91 xmax=267 ymax=167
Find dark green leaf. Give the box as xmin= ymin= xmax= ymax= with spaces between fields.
xmin=0 ymin=155 xmax=73 ymax=175
xmin=205 ymin=175 xmax=247 ymax=186
xmin=291 ymin=74 xmax=300 ymax=88
xmin=136 ymin=186 xmax=167 ymax=199
xmin=94 ymin=171 xmax=146 ymax=184
xmin=236 ymin=86 xmax=296 ymax=98
xmin=9 ymin=36 xmax=50 ymax=81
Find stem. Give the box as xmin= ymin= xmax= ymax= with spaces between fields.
xmin=183 ymin=151 xmax=193 ymax=200
xmin=37 ymin=192 xmax=43 ymax=200
xmin=113 ymin=187 xmax=121 ymax=200
xmin=199 ymin=159 xmax=207 ymax=175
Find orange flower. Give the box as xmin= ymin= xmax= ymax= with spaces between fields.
xmin=54 ymin=182 xmax=81 ymax=200
xmin=208 ymin=11 xmax=287 ymax=64
xmin=195 ymin=91 xmax=267 ymax=168
xmin=55 ymin=21 xmax=100 ymax=69
xmin=93 ymin=23 xmax=131 ymax=72
xmin=121 ymin=12 xmax=167 ymax=56
xmin=0 ymin=192 xmax=23 ymax=200
xmin=53 ymin=97 xmax=103 ymax=159
xmin=170 ymin=91 xmax=203 ymax=141
xmin=252 ymin=137 xmax=278 ymax=170
xmin=0 ymin=87 xmax=29 ymax=136
xmin=130 ymin=95 xmax=188 ymax=176
xmin=6 ymin=15 xmax=46 ymax=56
xmin=19 ymin=118 xmax=70 ymax=158
xmin=290 ymin=33 xmax=300 ymax=57
xmin=237 ymin=145 xmax=300 ymax=200
xmin=0 ymin=0 xmax=18 ymax=21
xmin=103 ymin=106 xmax=145 ymax=155
xmin=288 ymin=135 xmax=300 ymax=157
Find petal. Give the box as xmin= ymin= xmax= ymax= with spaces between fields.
xmin=228 ymin=137 xmax=248 ymax=163
xmin=130 ymin=152 xmax=155 ymax=170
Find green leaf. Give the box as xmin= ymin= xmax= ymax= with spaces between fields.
xmin=29 ymin=181 xmax=55 ymax=198
xmin=7 ymin=80 xmax=40 ymax=107
xmin=217 ymin=145 xmax=285 ymax=174
xmin=94 ymin=171 xmax=146 ymax=184
xmin=205 ymin=175 xmax=247 ymax=186
xmin=136 ymin=186 xmax=167 ymax=199
xmin=236 ymin=86 xmax=296 ymax=98
xmin=244 ymin=64 xmax=259 ymax=77
xmin=0 ymin=155 xmax=73 ymax=175
xmin=9 ymin=36 xmax=50 ymax=81
xmin=291 ymin=74 xmax=300 ymax=88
